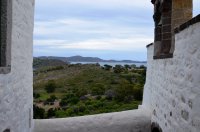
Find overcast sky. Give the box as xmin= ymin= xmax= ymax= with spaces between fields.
xmin=34 ymin=0 xmax=200 ymax=61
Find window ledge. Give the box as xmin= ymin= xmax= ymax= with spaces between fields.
xmin=0 ymin=67 xmax=11 ymax=74
xmin=153 ymin=54 xmax=173 ymax=59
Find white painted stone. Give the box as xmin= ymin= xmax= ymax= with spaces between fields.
xmin=0 ymin=0 xmax=35 ymax=132
xmin=34 ymin=109 xmax=151 ymax=132
xmin=142 ymin=22 xmax=200 ymax=132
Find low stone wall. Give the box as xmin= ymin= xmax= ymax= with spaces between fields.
xmin=34 ymin=109 xmax=151 ymax=132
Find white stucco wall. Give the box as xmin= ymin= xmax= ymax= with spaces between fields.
xmin=0 ymin=0 xmax=35 ymax=132
xmin=34 ymin=109 xmax=151 ymax=132
xmin=143 ymin=22 xmax=200 ymax=132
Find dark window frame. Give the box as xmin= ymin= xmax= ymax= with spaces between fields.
xmin=0 ymin=0 xmax=12 ymax=74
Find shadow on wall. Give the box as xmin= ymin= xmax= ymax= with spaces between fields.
xmin=3 ymin=129 xmax=10 ymax=132
xmin=151 ymin=122 xmax=162 ymax=132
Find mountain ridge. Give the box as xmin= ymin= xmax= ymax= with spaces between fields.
xmin=35 ymin=55 xmax=146 ymax=63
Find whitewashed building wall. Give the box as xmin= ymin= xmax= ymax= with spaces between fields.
xmin=143 ymin=21 xmax=200 ymax=132
xmin=0 ymin=0 xmax=35 ymax=132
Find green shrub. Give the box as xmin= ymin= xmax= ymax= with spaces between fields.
xmin=114 ymin=80 xmax=135 ymax=102
xmin=60 ymin=93 xmax=79 ymax=106
xmin=47 ymin=108 xmax=56 ymax=118
xmin=113 ymin=65 xmax=124 ymax=73
xmin=45 ymin=80 xmax=56 ymax=93
xmin=76 ymin=88 xmax=88 ymax=97
xmin=133 ymin=84 xmax=143 ymax=100
xmin=96 ymin=95 xmax=102 ymax=100
xmin=104 ymin=64 xmax=112 ymax=71
xmin=55 ymin=110 xmax=68 ymax=118
xmin=59 ymin=99 xmax=68 ymax=107
xmin=46 ymin=95 xmax=57 ymax=102
xmin=124 ymin=64 xmax=131 ymax=69
xmin=33 ymin=105 xmax=45 ymax=119
xmin=69 ymin=97 xmax=79 ymax=105
xmin=78 ymin=104 xmax=86 ymax=112
xmin=33 ymin=93 xmax=40 ymax=99
xmin=105 ymin=89 xmax=116 ymax=100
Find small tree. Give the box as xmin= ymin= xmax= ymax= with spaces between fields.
xmin=33 ymin=92 xmax=40 ymax=99
xmin=131 ymin=64 xmax=137 ymax=69
xmin=91 ymin=84 xmax=105 ymax=95
xmin=133 ymin=84 xmax=143 ymax=100
xmin=59 ymin=99 xmax=68 ymax=107
xmin=33 ymin=104 xmax=45 ymax=119
xmin=114 ymin=80 xmax=134 ymax=102
xmin=139 ymin=65 xmax=146 ymax=69
xmin=45 ymin=80 xmax=56 ymax=93
xmin=113 ymin=65 xmax=124 ymax=73
xmin=104 ymin=64 xmax=112 ymax=71
xmin=95 ymin=63 xmax=100 ymax=67
xmin=105 ymin=89 xmax=116 ymax=100
xmin=124 ymin=64 xmax=131 ymax=70
xmin=47 ymin=108 xmax=56 ymax=118
xmin=46 ymin=95 xmax=57 ymax=102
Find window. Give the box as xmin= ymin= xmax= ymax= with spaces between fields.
xmin=0 ymin=0 xmax=12 ymax=74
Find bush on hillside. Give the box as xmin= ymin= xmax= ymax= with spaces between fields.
xmin=33 ymin=105 xmax=45 ymax=119
xmin=46 ymin=95 xmax=57 ymax=102
xmin=104 ymin=64 xmax=113 ymax=71
xmin=113 ymin=65 xmax=124 ymax=73
xmin=45 ymin=80 xmax=56 ymax=93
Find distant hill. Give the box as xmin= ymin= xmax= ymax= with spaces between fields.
xmin=33 ymin=58 xmax=67 ymax=69
xmin=37 ymin=56 xmax=68 ymax=62
xmin=35 ymin=56 xmax=146 ymax=63
xmin=66 ymin=55 xmax=103 ymax=62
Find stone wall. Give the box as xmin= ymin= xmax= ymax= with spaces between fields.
xmin=0 ymin=0 xmax=35 ymax=132
xmin=152 ymin=0 xmax=193 ymax=59
xmin=172 ymin=0 xmax=193 ymax=29
xmin=34 ymin=109 xmax=151 ymax=132
xmin=143 ymin=20 xmax=200 ymax=132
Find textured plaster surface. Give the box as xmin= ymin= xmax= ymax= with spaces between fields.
xmin=143 ymin=22 xmax=200 ymax=132
xmin=0 ymin=0 xmax=35 ymax=132
xmin=34 ymin=109 xmax=151 ymax=132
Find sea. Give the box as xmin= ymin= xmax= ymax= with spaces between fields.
xmin=70 ymin=62 xmax=147 ymax=67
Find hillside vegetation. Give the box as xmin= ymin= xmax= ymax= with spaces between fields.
xmin=33 ymin=63 xmax=146 ymax=119
xmin=33 ymin=58 xmax=67 ymax=69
